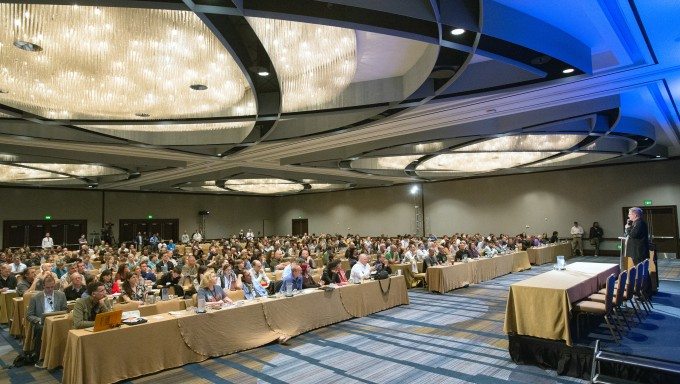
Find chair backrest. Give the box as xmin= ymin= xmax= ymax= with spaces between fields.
xmin=274 ymin=270 xmax=283 ymax=281
xmin=614 ymin=270 xmax=627 ymax=304
xmin=625 ymin=265 xmax=636 ymax=299
xmin=604 ymin=273 xmax=616 ymax=314
xmin=226 ymin=289 xmax=245 ymax=301
xmin=635 ymin=262 xmax=644 ymax=294
xmin=642 ymin=259 xmax=650 ymax=280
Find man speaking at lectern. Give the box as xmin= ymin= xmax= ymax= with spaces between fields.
xmin=625 ymin=207 xmax=649 ymax=264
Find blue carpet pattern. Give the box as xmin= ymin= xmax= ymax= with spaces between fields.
xmin=1 ymin=256 xmax=677 ymax=384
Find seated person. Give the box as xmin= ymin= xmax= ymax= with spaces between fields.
xmin=279 ymin=265 xmax=303 ymax=292
xmin=422 ymin=248 xmax=440 ymax=273
xmin=181 ymin=255 xmax=198 ymax=282
xmin=349 ymin=254 xmax=373 ymax=283
xmin=64 ymin=273 xmax=87 ymax=301
xmin=155 ymin=252 xmax=175 ymax=274
xmin=26 ymin=275 xmax=68 ymax=364
xmin=435 ymin=246 xmax=449 ymax=264
xmin=72 ymin=281 xmax=113 ymax=329
xmin=98 ymin=270 xmax=119 ymax=295
xmin=157 ymin=266 xmax=185 ymax=297
xmin=16 ymin=267 xmax=37 ymax=296
xmin=241 ymin=270 xmax=268 ymax=300
xmin=300 ymin=263 xmax=320 ymax=288
xmin=121 ymin=272 xmax=146 ymax=304
xmin=139 ymin=261 xmax=157 ymax=282
xmin=217 ymin=262 xmax=241 ymax=291
xmin=196 ymin=271 xmax=233 ymax=306
xmin=374 ymin=254 xmax=392 ymax=275
xmin=0 ymin=263 xmax=18 ymax=292
xmin=321 ymin=259 xmax=341 ymax=285
xmin=249 ymin=260 xmax=270 ymax=287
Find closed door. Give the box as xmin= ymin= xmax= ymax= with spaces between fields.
xmin=4 ymin=224 xmax=27 ymax=248
xmin=292 ymin=219 xmax=308 ymax=236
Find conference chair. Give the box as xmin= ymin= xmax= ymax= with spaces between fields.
xmin=597 ymin=265 xmax=642 ymax=323
xmin=226 ymin=289 xmax=245 ymax=302
xmin=574 ymin=273 xmax=620 ymax=343
xmin=633 ymin=262 xmax=651 ymax=314
xmin=642 ymin=259 xmax=654 ymax=308
xmin=589 ymin=269 xmax=630 ymax=332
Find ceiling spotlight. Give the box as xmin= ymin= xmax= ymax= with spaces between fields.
xmin=190 ymin=84 xmax=208 ymax=91
xmin=13 ymin=40 xmax=43 ymax=52
xmin=450 ymin=28 xmax=465 ymax=36
xmin=257 ymin=70 xmax=270 ymax=77
xmin=135 ymin=112 xmax=150 ymax=117
xmin=562 ymin=68 xmax=575 ymax=74
xmin=655 ymin=155 xmax=661 ymax=158
xmin=410 ymin=185 xmax=419 ymax=195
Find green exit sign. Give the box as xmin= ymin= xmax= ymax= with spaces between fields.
xmin=44 ymin=215 xmax=52 ymax=220
xmin=148 ymin=215 xmax=154 ymax=219
xmin=644 ymin=200 xmax=653 ymax=206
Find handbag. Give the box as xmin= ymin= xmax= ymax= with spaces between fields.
xmin=377 ymin=275 xmax=391 ymax=295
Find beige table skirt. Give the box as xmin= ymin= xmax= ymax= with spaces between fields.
xmin=9 ymin=297 xmax=23 ymax=337
xmin=0 ymin=291 xmax=18 ymax=324
xmin=426 ymin=252 xmax=530 ymax=293
xmin=526 ymin=242 xmax=573 ymax=265
xmin=61 ymin=276 xmax=409 ymax=384
xmin=504 ymin=262 xmax=619 ymax=346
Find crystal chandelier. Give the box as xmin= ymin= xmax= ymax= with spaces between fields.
xmin=248 ymin=17 xmax=357 ymax=112
xmin=455 ymin=134 xmax=586 ymax=152
xmin=417 ymin=152 xmax=558 ymax=173
xmin=78 ymin=121 xmax=254 ymax=133
xmin=224 ymin=178 xmax=304 ymax=194
xmin=17 ymin=163 xmax=122 ymax=176
xmin=0 ymin=4 xmax=253 ymax=120
xmin=524 ymin=152 xmax=618 ymax=167
xmin=0 ymin=164 xmax=68 ymax=182
xmin=350 ymin=155 xmax=421 ymax=170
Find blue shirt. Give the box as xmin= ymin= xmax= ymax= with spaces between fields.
xmin=167 ymin=243 xmax=176 ymax=251
xmin=279 ymin=275 xmax=303 ymax=292
xmin=197 ymin=285 xmax=226 ymax=302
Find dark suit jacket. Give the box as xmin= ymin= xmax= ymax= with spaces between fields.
xmin=626 ymin=219 xmax=649 ymax=263
xmin=27 ymin=290 xmax=68 ymax=325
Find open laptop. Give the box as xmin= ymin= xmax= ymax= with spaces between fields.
xmin=85 ymin=309 xmax=123 ymax=332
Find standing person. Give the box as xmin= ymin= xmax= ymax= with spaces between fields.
xmin=589 ymin=222 xmax=604 ymax=257
xmin=42 ymin=233 xmax=54 ymax=250
xmin=181 ymin=231 xmax=190 ymax=245
xmin=626 ymin=207 xmax=650 ymax=264
xmin=570 ymin=221 xmax=584 ymax=256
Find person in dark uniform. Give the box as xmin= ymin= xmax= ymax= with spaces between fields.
xmin=625 ymin=207 xmax=649 ymax=264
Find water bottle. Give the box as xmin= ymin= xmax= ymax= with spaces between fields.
xmin=285 ymin=281 xmax=293 ymax=296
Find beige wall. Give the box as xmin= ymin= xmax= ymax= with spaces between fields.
xmin=424 ymin=160 xmax=680 ymax=250
xmin=274 ymin=184 xmax=419 ymax=236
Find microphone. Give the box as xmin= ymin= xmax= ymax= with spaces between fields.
xmin=627 ymin=220 xmax=633 ymax=226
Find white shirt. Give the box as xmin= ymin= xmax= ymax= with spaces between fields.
xmin=11 ymin=262 xmax=27 ymax=274
xmin=571 ymin=226 xmax=584 ymax=236
xmin=349 ymin=262 xmax=371 ymax=283
xmin=416 ymin=249 xmax=428 ymax=261
xmin=246 ymin=231 xmax=254 ymax=240
xmin=250 ymin=269 xmax=270 ymax=284
xmin=181 ymin=233 xmax=190 ymax=244
xmin=192 ymin=232 xmax=203 ymax=242
xmin=42 ymin=236 xmax=54 ymax=249
xmin=44 ymin=293 xmax=55 ymax=314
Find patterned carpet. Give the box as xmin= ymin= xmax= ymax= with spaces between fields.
xmin=2 ymin=255 xmax=676 ymax=384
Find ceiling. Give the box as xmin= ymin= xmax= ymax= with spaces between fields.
xmin=0 ymin=0 xmax=678 ymax=195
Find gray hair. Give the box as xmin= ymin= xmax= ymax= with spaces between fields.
xmin=629 ymin=207 xmax=643 ymax=217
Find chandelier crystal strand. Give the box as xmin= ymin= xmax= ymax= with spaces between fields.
xmin=248 ymin=17 xmax=357 ymax=112
xmin=417 ymin=152 xmax=558 ymax=173
xmin=0 ymin=4 xmax=254 ymax=120
xmin=17 ymin=163 xmax=122 ymax=176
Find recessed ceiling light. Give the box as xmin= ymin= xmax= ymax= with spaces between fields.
xmin=13 ymin=40 xmax=43 ymax=52
xmin=190 ymin=84 xmax=208 ymax=91
xmin=451 ymin=28 xmax=465 ymax=36
xmin=562 ymin=68 xmax=575 ymax=74
xmin=257 ymin=70 xmax=270 ymax=77
xmin=135 ymin=112 xmax=150 ymax=117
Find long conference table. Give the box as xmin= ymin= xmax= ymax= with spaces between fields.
xmin=426 ymin=251 xmax=531 ymax=293
xmin=503 ymin=262 xmax=619 ymax=347
xmin=61 ymin=276 xmax=409 ymax=384
xmin=526 ymin=242 xmax=573 ymax=265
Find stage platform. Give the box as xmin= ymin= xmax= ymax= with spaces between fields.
xmin=509 ymin=279 xmax=680 ymax=383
